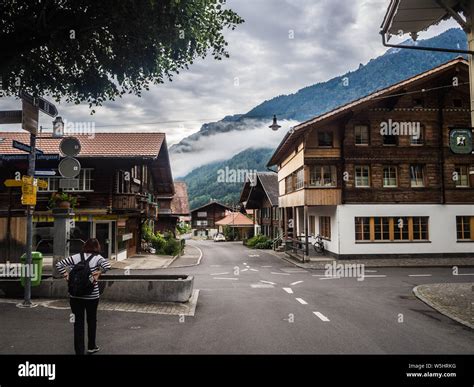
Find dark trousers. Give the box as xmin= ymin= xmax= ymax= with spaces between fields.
xmin=69 ymin=297 xmax=99 ymax=355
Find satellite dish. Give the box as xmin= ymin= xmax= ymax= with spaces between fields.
xmin=60 ymin=137 xmax=81 ymax=157
xmin=58 ymin=157 xmax=81 ymax=178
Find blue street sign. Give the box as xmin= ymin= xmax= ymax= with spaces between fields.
xmin=12 ymin=140 xmax=44 ymax=154
xmin=0 ymin=154 xmax=59 ymax=161
xmin=34 ymin=170 xmax=56 ymax=176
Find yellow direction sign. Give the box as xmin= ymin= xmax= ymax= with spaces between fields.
xmin=4 ymin=179 xmax=22 ymax=187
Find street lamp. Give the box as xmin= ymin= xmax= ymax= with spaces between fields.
xmin=52 ymin=116 xmax=65 ymax=137
xmin=269 ymin=115 xmax=281 ymax=131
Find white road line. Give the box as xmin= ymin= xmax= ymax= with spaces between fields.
xmin=250 ymin=268 xmax=259 ymax=272
xmin=313 ymin=311 xmax=330 ymax=322
xmin=210 ymin=272 xmax=229 ymax=276
xmin=261 ymin=265 xmax=273 ymax=268
xmin=213 ymin=277 xmax=238 ymax=281
xmin=290 ymin=280 xmax=303 ymax=286
xmin=241 ymin=268 xmax=249 ymax=272
xmin=260 ymin=280 xmax=276 ymax=285
xmin=210 ymin=265 xmax=222 ymax=267
xmin=319 ymin=277 xmax=340 ymax=280
xmin=249 ymin=255 xmax=260 ymax=257
xmin=408 ymin=274 xmax=432 ymax=277
xmin=363 ymin=275 xmax=387 ymax=278
xmin=271 ymin=272 xmax=290 ymax=275
xmin=295 ymin=298 xmax=308 ymax=305
xmin=312 ymin=274 xmax=327 ymax=277
xmin=455 ymin=273 xmax=474 ymax=276
xmin=365 ymin=270 xmax=378 ymax=273
xmin=243 ymin=263 xmax=247 ymax=265
xmin=283 ymin=287 xmax=293 ymax=294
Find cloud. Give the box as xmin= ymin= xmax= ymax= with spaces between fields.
xmin=170 ymin=120 xmax=298 ymax=177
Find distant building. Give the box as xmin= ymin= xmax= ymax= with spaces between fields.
xmin=267 ymin=58 xmax=474 ymax=259
xmin=0 ymin=132 xmax=175 ymax=262
xmin=155 ymin=181 xmax=190 ymax=235
xmin=239 ymin=172 xmax=280 ymax=239
xmin=190 ymin=201 xmax=232 ymax=238
xmin=215 ymin=212 xmax=254 ymax=240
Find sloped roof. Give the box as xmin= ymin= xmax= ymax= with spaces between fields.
xmin=170 ymin=182 xmax=190 ymax=215
xmin=267 ymin=57 xmax=469 ymax=166
xmin=215 ymin=212 xmax=254 ymax=227
xmin=0 ymin=132 xmax=165 ymax=158
xmin=257 ymin=172 xmax=279 ymax=206
xmin=191 ymin=200 xmax=233 ymax=213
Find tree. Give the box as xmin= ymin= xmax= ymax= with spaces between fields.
xmin=0 ymin=0 xmax=243 ymax=110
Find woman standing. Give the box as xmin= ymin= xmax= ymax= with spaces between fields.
xmin=56 ymin=238 xmax=111 ymax=355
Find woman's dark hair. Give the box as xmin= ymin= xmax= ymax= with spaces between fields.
xmin=82 ymin=238 xmax=101 ymax=254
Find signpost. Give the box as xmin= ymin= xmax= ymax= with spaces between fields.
xmin=12 ymin=140 xmax=44 ymax=154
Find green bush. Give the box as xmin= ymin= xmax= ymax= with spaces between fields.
xmin=163 ymin=238 xmax=181 ymax=256
xmin=246 ymin=234 xmax=271 ymax=249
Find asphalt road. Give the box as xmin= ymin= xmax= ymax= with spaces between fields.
xmin=0 ymin=240 xmax=473 ymax=354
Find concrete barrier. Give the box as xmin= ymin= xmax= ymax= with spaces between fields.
xmin=0 ymin=274 xmax=194 ymax=303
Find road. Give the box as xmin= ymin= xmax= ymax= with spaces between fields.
xmin=0 ymin=240 xmax=473 ymax=354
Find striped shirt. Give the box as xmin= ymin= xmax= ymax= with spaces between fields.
xmin=56 ymin=253 xmax=111 ymax=300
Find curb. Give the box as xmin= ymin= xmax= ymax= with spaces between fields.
xmin=413 ymin=285 xmax=474 ymax=330
xmin=168 ymin=245 xmax=203 ymax=268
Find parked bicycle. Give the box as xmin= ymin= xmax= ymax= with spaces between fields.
xmin=313 ymin=234 xmax=325 ymax=254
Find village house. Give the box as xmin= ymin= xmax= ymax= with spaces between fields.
xmin=0 ymin=132 xmax=176 ymax=262
xmin=190 ymin=201 xmax=232 ymax=238
xmin=215 ymin=211 xmax=254 ymax=240
xmin=155 ymin=181 xmax=190 ymax=235
xmin=239 ymin=172 xmax=280 ymax=239
xmin=267 ymin=57 xmax=474 ymax=259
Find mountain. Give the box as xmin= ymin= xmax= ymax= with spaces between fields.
xmin=172 ymin=28 xmax=467 ymax=155
xmin=184 ymin=147 xmax=275 ymax=210
xmin=180 ymin=28 xmax=467 ymax=207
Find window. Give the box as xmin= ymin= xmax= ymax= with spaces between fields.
xmin=383 ymin=134 xmax=398 ymax=146
xmin=355 ymin=166 xmax=370 ymax=187
xmin=196 ymin=220 xmax=208 ymax=226
xmin=309 ymin=165 xmax=337 ymax=187
xmin=318 ymin=131 xmax=333 ymax=147
xmin=410 ymin=164 xmax=425 ymax=187
xmin=456 ymin=216 xmax=473 ymax=240
xmin=285 ymin=174 xmax=294 ymax=194
xmin=354 ymin=125 xmax=369 ymax=145
xmin=116 ymin=170 xmax=129 ymax=193
xmin=39 ymin=169 xmax=93 ymax=192
xmin=355 ymin=217 xmax=429 ymax=242
xmin=295 ymin=168 xmax=304 ymax=190
xmin=374 ymin=217 xmax=390 ymax=241
xmin=309 ymin=216 xmax=316 ymax=235
xmin=319 ymin=216 xmax=331 ymax=240
xmin=410 ymin=126 xmax=424 ymax=145
xmin=383 ymin=166 xmax=398 ymax=187
xmin=454 ymin=166 xmax=470 ymax=187
xmin=197 ymin=211 xmax=207 ymax=218
xmin=355 ymin=217 xmax=371 ymax=241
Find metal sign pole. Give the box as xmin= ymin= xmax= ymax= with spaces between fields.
xmin=23 ymin=133 xmax=36 ymax=307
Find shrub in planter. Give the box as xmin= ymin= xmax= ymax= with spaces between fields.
xmin=246 ymin=234 xmax=271 ymax=248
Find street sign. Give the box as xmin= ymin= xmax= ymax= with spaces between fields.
xmin=60 ymin=137 xmax=81 ymax=157
xmin=4 ymin=179 xmax=22 ymax=187
xmin=21 ymin=99 xmax=38 ymax=135
xmin=59 ymin=178 xmax=79 ymax=189
xmin=34 ymin=170 xmax=56 ymax=176
xmin=21 ymin=176 xmax=37 ymax=206
xmin=58 ymin=158 xmax=81 ymax=178
xmin=19 ymin=91 xmax=58 ymax=117
xmin=0 ymin=110 xmax=22 ymax=125
xmin=12 ymin=140 xmax=44 ymax=154
xmin=0 ymin=154 xmax=60 ymax=161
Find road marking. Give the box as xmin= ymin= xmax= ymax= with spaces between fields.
xmin=249 ymin=254 xmax=260 ymax=257
xmin=261 ymin=265 xmax=273 ymax=268
xmin=210 ymin=265 xmax=222 ymax=267
xmin=363 ymin=275 xmax=387 ymax=278
xmin=281 ymin=268 xmax=308 ymax=273
xmin=251 ymin=284 xmax=273 ymax=288
xmin=213 ymin=277 xmax=238 ymax=281
xmin=243 ymin=262 xmax=247 ymax=265
xmin=241 ymin=268 xmax=249 ymax=272
xmin=250 ymin=268 xmax=259 ymax=272
xmin=283 ymin=287 xmax=293 ymax=294
xmin=319 ymin=277 xmax=340 ymax=280
xmin=455 ymin=273 xmax=474 ymax=276
xmin=295 ymin=298 xmax=308 ymax=305
xmin=408 ymin=274 xmax=432 ymax=277
xmin=271 ymin=272 xmax=290 ymax=275
xmin=260 ymin=280 xmax=276 ymax=285
xmin=210 ymin=272 xmax=229 ymax=276
xmin=313 ymin=311 xmax=330 ymax=322
xmin=290 ymin=280 xmax=303 ymax=286
xmin=365 ymin=270 xmax=378 ymax=273
xmin=312 ymin=274 xmax=326 ymax=277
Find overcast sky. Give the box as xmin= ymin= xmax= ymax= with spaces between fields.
xmin=0 ymin=0 xmax=458 ymax=174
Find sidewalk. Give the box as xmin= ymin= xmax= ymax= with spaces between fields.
xmin=413 ymin=283 xmax=473 ymax=330
xmin=270 ymin=251 xmax=474 ymax=269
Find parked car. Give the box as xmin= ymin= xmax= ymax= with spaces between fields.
xmin=214 ymin=233 xmax=226 ymax=242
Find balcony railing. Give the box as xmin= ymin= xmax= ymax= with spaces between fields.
xmin=112 ymin=194 xmax=139 ymax=210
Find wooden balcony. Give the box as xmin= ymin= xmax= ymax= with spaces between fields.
xmin=112 ymin=194 xmax=139 ymax=210
xmin=278 ymin=188 xmax=342 ymax=207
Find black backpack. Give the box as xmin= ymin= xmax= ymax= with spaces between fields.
xmin=68 ymin=253 xmax=95 ymax=297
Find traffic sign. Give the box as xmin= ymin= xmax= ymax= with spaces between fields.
xmin=450 ymin=129 xmax=473 ymax=154
xmin=21 ymin=99 xmax=38 ymax=135
xmin=19 ymin=91 xmax=58 ymax=117
xmin=59 ymin=137 xmax=81 ymax=157
xmin=4 ymin=179 xmax=22 ymax=187
xmin=58 ymin=158 xmax=81 ymax=178
xmin=34 ymin=170 xmax=56 ymax=176
xmin=12 ymin=140 xmax=44 ymax=154
xmin=59 ymin=178 xmax=79 ymax=189
xmin=21 ymin=176 xmax=37 ymax=206
xmin=0 ymin=110 xmax=22 ymax=125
